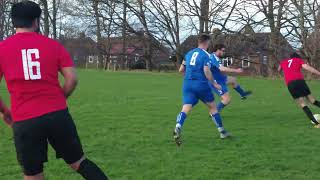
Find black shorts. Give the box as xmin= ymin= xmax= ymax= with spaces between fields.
xmin=287 ymin=80 xmax=311 ymax=99
xmin=13 ymin=109 xmax=84 ymax=175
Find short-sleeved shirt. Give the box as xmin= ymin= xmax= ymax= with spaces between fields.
xmin=184 ymin=48 xmax=211 ymax=82
xmin=210 ymin=54 xmax=227 ymax=84
xmin=0 ymin=32 xmax=74 ymax=121
xmin=280 ymin=57 xmax=305 ymax=85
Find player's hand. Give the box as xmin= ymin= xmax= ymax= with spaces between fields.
xmin=213 ymin=83 xmax=222 ymax=90
xmin=1 ymin=109 xmax=13 ymax=128
xmin=235 ymin=68 xmax=243 ymax=73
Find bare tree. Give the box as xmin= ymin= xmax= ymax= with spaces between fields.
xmin=39 ymin=0 xmax=50 ymax=36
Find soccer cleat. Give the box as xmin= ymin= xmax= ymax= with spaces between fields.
xmin=173 ymin=127 xmax=182 ymax=146
xmin=314 ymin=124 xmax=320 ymax=128
xmin=220 ymin=130 xmax=231 ymax=139
xmin=241 ymin=91 xmax=252 ymax=100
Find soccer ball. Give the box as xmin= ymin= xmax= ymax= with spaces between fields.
xmin=312 ymin=114 xmax=320 ymax=124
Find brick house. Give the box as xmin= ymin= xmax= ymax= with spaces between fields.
xmin=100 ymin=33 xmax=171 ymax=70
xmin=181 ymin=26 xmax=294 ymax=76
xmin=60 ymin=33 xmax=98 ymax=68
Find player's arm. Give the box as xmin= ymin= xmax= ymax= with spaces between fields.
xmin=302 ymin=64 xmax=320 ymax=76
xmin=277 ymin=65 xmax=282 ymax=72
xmin=60 ymin=67 xmax=78 ymax=98
xmin=204 ymin=66 xmax=221 ymax=90
xmin=0 ymin=74 xmax=12 ymax=127
xmin=219 ymin=66 xmax=243 ymax=73
xmin=179 ymin=60 xmax=186 ymax=74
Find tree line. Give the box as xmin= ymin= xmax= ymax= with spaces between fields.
xmin=1 ymin=0 xmax=320 ymax=72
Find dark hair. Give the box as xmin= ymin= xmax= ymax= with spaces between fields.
xmin=290 ymin=52 xmax=301 ymax=59
xmin=11 ymin=1 xmax=42 ymax=28
xmin=198 ymin=34 xmax=211 ymax=44
xmin=213 ymin=44 xmax=226 ymax=52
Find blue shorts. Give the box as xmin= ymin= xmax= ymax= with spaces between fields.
xmin=182 ymin=80 xmax=214 ymax=106
xmin=209 ymin=81 xmax=229 ymax=96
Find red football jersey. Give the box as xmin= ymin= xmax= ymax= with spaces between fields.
xmin=280 ymin=57 xmax=305 ymax=85
xmin=0 ymin=32 xmax=74 ymax=121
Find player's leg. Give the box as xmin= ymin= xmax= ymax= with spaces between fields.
xmin=12 ymin=117 xmax=48 ymax=180
xmin=24 ymin=174 xmax=45 ymax=180
xmin=174 ymin=89 xmax=197 ymax=146
xmin=217 ymin=92 xmax=231 ymax=112
xmin=47 ymin=109 xmax=108 ymax=179
xmin=227 ymin=76 xmax=252 ymax=99
xmin=289 ymin=80 xmax=320 ymax=127
xmin=307 ymin=95 xmax=320 ymax=108
xmin=206 ymin=101 xmax=231 ymax=139
xmin=200 ymin=89 xmax=231 ymax=139
xmin=209 ymin=82 xmax=231 ymax=112
xmin=295 ymin=97 xmax=319 ymax=126
xmin=175 ymin=104 xmax=193 ymax=130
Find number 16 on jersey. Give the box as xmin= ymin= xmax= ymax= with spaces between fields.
xmin=21 ymin=49 xmax=41 ymax=80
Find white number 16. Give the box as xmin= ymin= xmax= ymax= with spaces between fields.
xmin=21 ymin=49 xmax=41 ymax=80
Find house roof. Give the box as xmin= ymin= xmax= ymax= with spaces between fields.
xmin=59 ymin=36 xmax=98 ymax=56
xmin=101 ymin=35 xmax=170 ymax=56
xmin=181 ymin=31 xmax=294 ymax=60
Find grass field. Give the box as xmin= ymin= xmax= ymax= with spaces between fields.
xmin=1 ymin=70 xmax=320 ymax=180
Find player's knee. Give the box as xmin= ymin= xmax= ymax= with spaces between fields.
xmin=181 ymin=105 xmax=192 ymax=114
xmin=69 ymin=156 xmax=86 ymax=171
xmin=22 ymin=163 xmax=44 ymax=177
xmin=222 ymin=97 xmax=231 ymax=104
xmin=299 ymin=103 xmax=306 ymax=108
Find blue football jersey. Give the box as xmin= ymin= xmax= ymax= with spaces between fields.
xmin=184 ymin=48 xmax=211 ymax=81
xmin=210 ymin=54 xmax=227 ymax=84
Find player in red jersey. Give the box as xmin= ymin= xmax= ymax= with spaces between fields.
xmin=279 ymin=52 xmax=320 ymax=128
xmin=0 ymin=1 xmax=108 ymax=179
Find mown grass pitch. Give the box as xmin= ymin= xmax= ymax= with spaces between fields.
xmin=1 ymin=70 xmax=320 ymax=179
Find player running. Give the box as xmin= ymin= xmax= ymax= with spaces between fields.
xmin=279 ymin=52 xmax=320 ymax=128
xmin=210 ymin=44 xmax=252 ymax=112
xmin=174 ymin=34 xmax=231 ymax=146
xmin=0 ymin=1 xmax=108 ymax=179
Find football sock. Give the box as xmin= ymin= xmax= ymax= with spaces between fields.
xmin=77 ymin=159 xmax=108 ymax=180
xmin=234 ymin=85 xmax=246 ymax=97
xmin=211 ymin=113 xmax=224 ymax=130
xmin=302 ymin=106 xmax=319 ymax=125
xmin=217 ymin=102 xmax=227 ymax=112
xmin=176 ymin=112 xmax=187 ymax=128
xmin=313 ymin=100 xmax=320 ymax=108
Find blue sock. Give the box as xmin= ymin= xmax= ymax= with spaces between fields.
xmin=217 ymin=102 xmax=226 ymax=112
xmin=176 ymin=112 xmax=187 ymax=128
xmin=234 ymin=85 xmax=246 ymax=97
xmin=211 ymin=113 xmax=224 ymax=131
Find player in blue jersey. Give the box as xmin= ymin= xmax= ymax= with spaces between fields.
xmin=209 ymin=44 xmax=252 ymax=112
xmin=173 ymin=35 xmax=231 ymax=146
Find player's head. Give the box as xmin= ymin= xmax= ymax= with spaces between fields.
xmin=213 ymin=44 xmax=226 ymax=58
xmin=290 ymin=52 xmax=302 ymax=59
xmin=197 ymin=34 xmax=211 ymax=50
xmin=11 ymin=1 xmax=42 ymax=32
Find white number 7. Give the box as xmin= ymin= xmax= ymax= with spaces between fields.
xmin=288 ymin=59 xmax=293 ymax=68
xmin=21 ymin=49 xmax=41 ymax=80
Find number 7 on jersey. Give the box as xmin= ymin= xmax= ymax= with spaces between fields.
xmin=288 ymin=59 xmax=293 ymax=68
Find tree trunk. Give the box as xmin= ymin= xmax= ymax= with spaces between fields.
xmin=200 ymin=0 xmax=209 ymax=33
xmin=0 ymin=0 xmax=5 ymax=40
xmin=52 ymin=0 xmax=58 ymax=39
xmin=138 ymin=0 xmax=153 ymax=71
xmin=122 ymin=0 xmax=127 ymax=69
xmin=41 ymin=0 xmax=50 ymax=36
xmin=174 ymin=0 xmax=182 ymax=63
xmin=93 ymin=0 xmax=104 ymax=69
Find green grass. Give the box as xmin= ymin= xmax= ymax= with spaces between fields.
xmin=1 ymin=70 xmax=320 ymax=179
